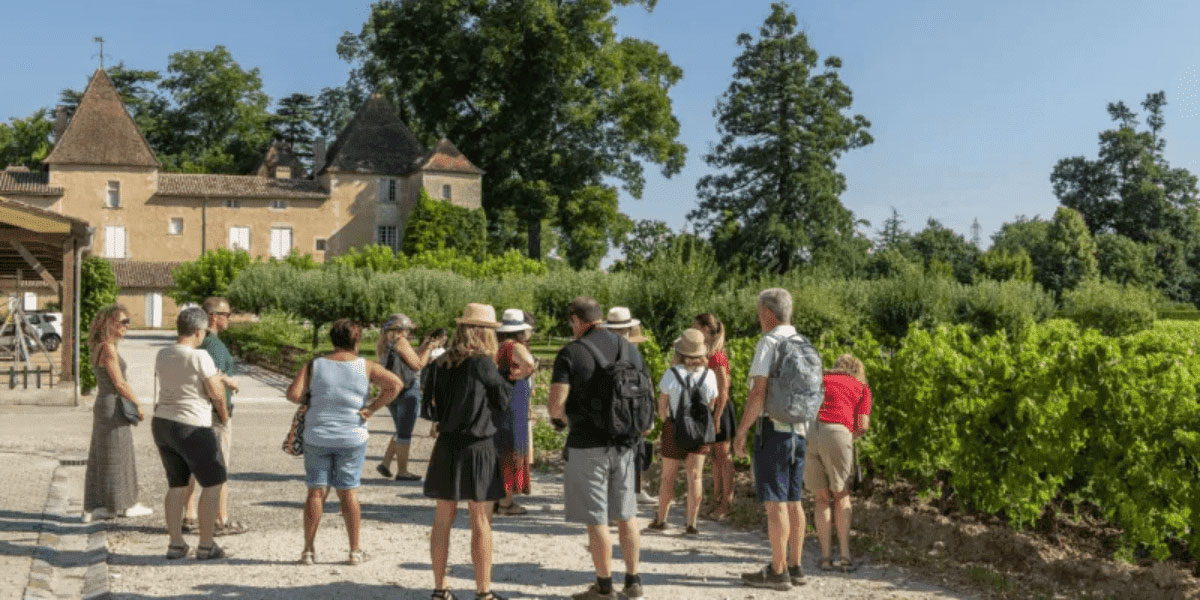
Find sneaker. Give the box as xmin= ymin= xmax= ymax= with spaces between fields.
xmin=684 ymin=525 xmax=699 ymax=536
xmin=644 ymin=519 xmax=667 ymax=532
xmin=90 ymin=507 xmax=116 ymax=521
xmin=788 ymin=564 xmax=806 ymax=586
xmin=636 ymin=491 xmax=657 ymax=505
xmin=123 ymin=503 xmax=154 ymax=518
xmin=569 ymin=583 xmax=618 ymax=600
xmin=621 ymin=581 xmax=645 ymax=599
xmin=741 ymin=564 xmax=791 ymax=591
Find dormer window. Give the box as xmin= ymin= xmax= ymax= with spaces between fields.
xmin=270 ymin=200 xmax=287 ymax=210
xmin=275 ymin=166 xmax=291 ymax=179
xmin=105 ymin=181 xmax=120 ymax=208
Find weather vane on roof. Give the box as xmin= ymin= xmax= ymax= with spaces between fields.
xmin=93 ymin=36 xmax=106 ymax=69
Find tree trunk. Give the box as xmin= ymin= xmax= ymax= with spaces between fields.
xmin=311 ymin=322 xmax=321 ymax=349
xmin=526 ymin=220 xmax=542 ymax=260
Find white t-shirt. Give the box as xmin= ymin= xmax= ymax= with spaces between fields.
xmin=658 ymin=365 xmax=718 ymax=417
xmin=154 ymin=344 xmax=219 ymax=427
xmin=748 ymin=324 xmax=799 ymax=430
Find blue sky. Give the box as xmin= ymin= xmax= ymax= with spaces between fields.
xmin=5 ymin=0 xmax=1200 ymax=247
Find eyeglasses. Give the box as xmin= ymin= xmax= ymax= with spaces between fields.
xmin=211 ymin=312 xmax=231 ymax=317
xmin=118 ymin=319 xmax=131 ymax=326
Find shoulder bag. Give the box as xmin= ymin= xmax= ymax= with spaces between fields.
xmin=282 ymin=359 xmax=315 ymax=456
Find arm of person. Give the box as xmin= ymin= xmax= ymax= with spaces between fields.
xmin=711 ymin=364 xmax=731 ymax=433
xmin=360 ymin=361 xmax=403 ymax=420
xmin=221 ymin=374 xmax=239 ymax=394
xmin=398 ymin=337 xmax=433 ymax=371
xmin=285 ymin=362 xmax=309 ymax=404
xmin=204 ymin=374 xmax=228 ymax=425
xmin=548 ymin=383 xmax=569 ymax=425
xmin=100 ymin=344 xmax=143 ymax=420
xmin=657 ymin=392 xmax=670 ymax=424
xmin=508 ymin=343 xmax=538 ymax=381
xmin=854 ymin=384 xmax=873 ymax=436
xmin=733 ymin=376 xmax=767 ymax=459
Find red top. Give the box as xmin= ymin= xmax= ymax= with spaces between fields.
xmin=707 ymin=349 xmax=729 ymax=374
xmin=496 ymin=340 xmax=516 ymax=374
xmin=818 ymin=373 xmax=872 ymax=434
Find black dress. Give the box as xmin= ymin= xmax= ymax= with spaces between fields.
xmin=422 ymin=354 xmax=511 ymax=502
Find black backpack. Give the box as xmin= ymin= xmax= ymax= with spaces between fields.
xmin=384 ymin=347 xmax=418 ymax=392
xmin=670 ymin=367 xmax=715 ymax=451
xmin=576 ymin=336 xmax=655 ymax=443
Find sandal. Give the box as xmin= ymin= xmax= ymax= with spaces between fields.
xmin=166 ymin=542 xmax=190 ymax=560
xmin=394 ymin=472 xmax=422 ymax=482
xmin=298 ymin=550 xmax=315 ymax=565
xmin=475 ymin=593 xmax=506 ymax=600
xmin=645 ymin=519 xmax=667 ymax=532
xmin=818 ymin=557 xmax=835 ymax=571
xmin=181 ymin=517 xmax=198 ymax=533
xmin=838 ymin=557 xmax=858 ymax=573
xmin=432 ymin=590 xmax=457 ymax=600
xmin=496 ymin=502 xmax=527 ymax=516
xmin=348 ymin=549 xmax=368 ymax=565
xmin=195 ymin=543 xmax=227 ymax=560
xmin=376 ymin=464 xmax=394 ymax=479
xmin=214 ymin=519 xmax=249 ymax=536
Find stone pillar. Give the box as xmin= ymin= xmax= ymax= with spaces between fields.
xmin=60 ymin=238 xmax=76 ymax=383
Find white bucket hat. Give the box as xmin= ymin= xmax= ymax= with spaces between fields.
xmin=604 ymin=306 xmax=640 ymax=330
xmin=496 ymin=308 xmax=533 ymax=333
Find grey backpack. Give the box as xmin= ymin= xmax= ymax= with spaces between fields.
xmin=764 ymin=333 xmax=824 ymax=426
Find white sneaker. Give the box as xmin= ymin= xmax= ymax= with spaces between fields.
xmin=90 ymin=507 xmax=117 ymax=520
xmin=123 ymin=503 xmax=154 ymax=518
xmin=636 ymin=491 xmax=657 ymax=505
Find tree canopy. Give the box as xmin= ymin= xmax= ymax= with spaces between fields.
xmin=689 ymin=2 xmax=872 ymax=274
xmin=337 ymin=0 xmax=687 ymax=267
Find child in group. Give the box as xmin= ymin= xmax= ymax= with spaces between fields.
xmin=646 ymin=329 xmax=718 ymax=535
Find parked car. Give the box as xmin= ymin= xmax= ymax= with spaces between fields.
xmin=0 ymin=311 xmax=62 ymax=352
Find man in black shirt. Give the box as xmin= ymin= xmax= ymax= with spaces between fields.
xmin=549 ymin=296 xmax=648 ymax=600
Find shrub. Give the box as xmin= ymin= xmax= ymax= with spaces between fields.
xmin=226 ymin=262 xmax=301 ymax=314
xmin=533 ymin=269 xmax=631 ymax=336
xmin=953 ymin=278 xmax=1054 ymax=337
xmin=1060 ymin=280 xmax=1156 ymax=336
xmin=403 ymin=189 xmax=488 ymax=259
xmin=168 ymin=248 xmax=253 ymax=306
xmin=865 ymin=272 xmax=960 ymax=343
xmin=80 ymin=257 xmax=118 ymax=394
xmin=977 ymin=248 xmax=1034 ymax=283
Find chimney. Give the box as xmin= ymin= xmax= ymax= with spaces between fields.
xmin=53 ymin=106 xmax=69 ymax=142
xmin=312 ymin=137 xmax=326 ymax=174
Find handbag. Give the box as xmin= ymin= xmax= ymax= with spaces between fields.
xmin=117 ymin=397 xmax=140 ymax=425
xmin=282 ymin=359 xmax=315 ymax=456
xmin=418 ymin=358 xmax=439 ymax=422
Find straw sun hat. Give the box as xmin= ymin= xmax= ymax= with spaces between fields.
xmin=496 ymin=308 xmax=533 ymax=333
xmin=456 ymin=303 xmax=501 ymax=328
xmin=604 ymin=306 xmax=640 ymax=330
xmin=674 ymin=328 xmax=708 ymax=358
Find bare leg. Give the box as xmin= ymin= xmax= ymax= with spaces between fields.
xmin=585 ymin=524 xmax=613 ymax=578
xmin=833 ymin=491 xmax=852 ymax=561
xmin=197 ymin=483 xmax=223 ymax=549
xmin=217 ymin=483 xmax=229 ymax=524
xmin=396 ymin=443 xmax=418 ymax=478
xmin=786 ymin=501 xmax=805 ymax=568
xmin=303 ymin=487 xmax=326 ymax=552
xmin=431 ymin=500 xmax=457 ymax=591
xmin=164 ymin=487 xmax=187 ymax=546
xmin=714 ymin=441 xmax=734 ymax=514
xmin=468 ymin=501 xmax=494 ymax=594
xmin=655 ymin=458 xmax=681 ymax=523
xmin=182 ymin=477 xmax=197 ymax=521
xmin=684 ymin=454 xmax=705 ymax=527
xmin=616 ymin=517 xmax=641 ymax=575
xmin=764 ymin=501 xmax=789 ymax=574
xmin=380 ymin=438 xmax=397 ymax=473
xmin=336 ymin=489 xmax=361 ymax=552
xmin=814 ymin=489 xmax=833 ymax=559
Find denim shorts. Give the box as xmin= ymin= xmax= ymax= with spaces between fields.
xmin=387 ymin=386 xmax=420 ymax=444
xmin=303 ymin=442 xmax=368 ymax=490
xmin=752 ymin=419 xmax=807 ymax=503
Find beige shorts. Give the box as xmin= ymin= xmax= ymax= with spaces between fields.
xmin=803 ymin=421 xmax=853 ymax=493
xmin=212 ymin=417 xmax=232 ymax=471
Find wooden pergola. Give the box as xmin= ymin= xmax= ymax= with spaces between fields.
xmin=0 ymin=198 xmax=93 ymax=386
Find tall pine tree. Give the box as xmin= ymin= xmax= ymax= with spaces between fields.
xmin=690 ymin=2 xmax=872 ymax=273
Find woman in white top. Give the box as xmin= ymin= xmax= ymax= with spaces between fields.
xmin=646 ymin=329 xmax=718 ymax=535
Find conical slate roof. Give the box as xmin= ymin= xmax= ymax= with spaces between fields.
xmin=44 ymin=69 xmax=159 ymax=168
xmin=419 ymin=138 xmax=484 ymax=175
xmin=320 ymin=93 xmax=426 ymax=175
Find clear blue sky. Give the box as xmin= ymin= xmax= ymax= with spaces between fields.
xmin=5 ymin=0 xmax=1200 ymax=246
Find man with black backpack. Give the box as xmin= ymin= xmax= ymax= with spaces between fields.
xmin=733 ymin=288 xmax=825 ymax=591
xmin=548 ymin=296 xmax=654 ymax=600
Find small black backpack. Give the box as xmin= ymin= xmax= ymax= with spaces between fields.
xmin=577 ymin=336 xmax=655 ymax=444
xmin=671 ymin=367 xmax=715 ymax=451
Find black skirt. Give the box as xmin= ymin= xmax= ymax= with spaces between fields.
xmin=423 ymin=434 xmax=504 ymax=502
xmin=713 ymin=401 xmax=736 ymax=443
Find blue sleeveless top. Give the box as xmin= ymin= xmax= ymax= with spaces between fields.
xmin=304 ymin=357 xmax=370 ymax=448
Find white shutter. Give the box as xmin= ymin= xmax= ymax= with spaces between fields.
xmin=378 ymin=180 xmax=387 ymax=203
xmin=105 ymin=226 xmax=126 ymax=258
xmin=229 ymin=227 xmax=250 ymax=251
xmin=270 ymin=228 xmax=292 ymax=259
xmin=282 ymin=229 xmax=293 ymax=256
xmin=23 ymin=293 xmax=37 ymax=311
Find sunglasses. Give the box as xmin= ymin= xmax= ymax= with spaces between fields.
xmin=211 ymin=312 xmax=231 ymax=317
xmin=118 ymin=319 xmax=131 ymax=326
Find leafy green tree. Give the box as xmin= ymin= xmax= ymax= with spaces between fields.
xmin=875 ymin=207 xmax=911 ymax=251
xmin=80 ymin=257 xmax=118 ymax=394
xmin=910 ymin=219 xmax=980 ymax=284
xmin=312 ymin=81 xmax=368 ymax=140
xmin=1041 ymin=207 xmax=1099 ymax=295
xmin=690 ymin=2 xmax=872 ymax=274
xmin=157 ymin=46 xmax=274 ymax=174
xmin=402 ymin=190 xmax=488 ymax=260
xmin=168 ymin=249 xmax=253 ymax=306
xmin=0 ymin=109 xmax=53 ymax=170
xmin=272 ymin=93 xmax=317 ymax=161
xmin=1095 ymin=233 xmax=1162 ymax=289
xmin=990 ymin=216 xmax=1050 ymax=258
xmin=977 ymin=248 xmax=1034 ymax=283
xmin=341 ymin=0 xmax=687 ymax=265
xmin=613 ymin=219 xmax=675 ymax=271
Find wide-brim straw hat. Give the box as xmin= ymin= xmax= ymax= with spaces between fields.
xmin=674 ymin=328 xmax=708 ymax=358
xmin=604 ymin=306 xmax=640 ymax=330
xmin=496 ymin=308 xmax=533 ymax=333
xmin=456 ymin=303 xmax=501 ymax=328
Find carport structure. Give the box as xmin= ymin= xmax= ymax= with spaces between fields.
xmin=0 ymin=197 xmax=93 ymax=391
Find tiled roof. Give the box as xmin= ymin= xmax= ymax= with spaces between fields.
xmin=255 ymin=140 xmax=307 ymax=178
xmin=0 ymin=170 xmax=63 ymax=196
xmin=320 ymin=93 xmax=427 ymax=176
xmin=419 ymin=138 xmax=484 ymax=175
xmin=156 ymin=173 xmax=328 ymax=199
xmin=44 ymin=69 xmax=160 ymax=168
xmin=109 ymin=260 xmax=180 ymax=289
